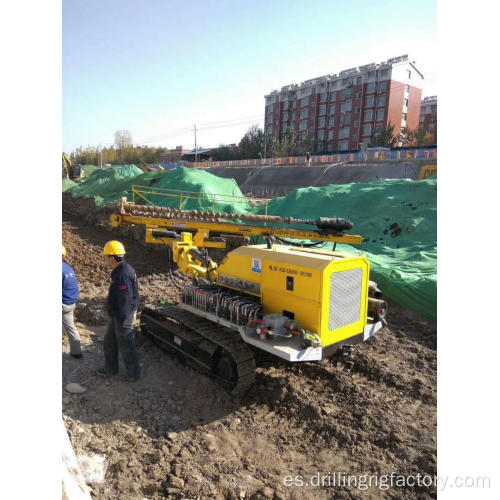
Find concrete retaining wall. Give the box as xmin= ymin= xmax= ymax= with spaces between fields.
xmin=207 ymin=159 xmax=436 ymax=197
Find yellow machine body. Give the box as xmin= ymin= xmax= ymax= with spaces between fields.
xmin=216 ymin=244 xmax=370 ymax=347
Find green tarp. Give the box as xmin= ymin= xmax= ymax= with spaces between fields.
xmin=146 ymin=167 xmax=249 ymax=214
xmin=65 ymin=166 xmax=249 ymax=213
xmin=62 ymin=178 xmax=77 ymax=192
xmin=63 ymin=166 xmax=436 ymax=321
xmin=81 ymin=165 xmax=97 ymax=178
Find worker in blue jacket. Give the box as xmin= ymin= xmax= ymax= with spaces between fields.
xmin=62 ymin=245 xmax=82 ymax=358
xmin=97 ymin=240 xmax=140 ymax=381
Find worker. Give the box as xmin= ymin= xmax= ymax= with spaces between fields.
xmin=97 ymin=240 xmax=141 ymax=381
xmin=62 ymin=245 xmax=82 ymax=358
xmin=305 ymin=152 xmax=312 ymax=166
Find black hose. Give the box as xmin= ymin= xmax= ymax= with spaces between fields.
xmin=159 ymin=240 xmax=184 ymax=291
xmin=274 ymin=236 xmax=327 ymax=248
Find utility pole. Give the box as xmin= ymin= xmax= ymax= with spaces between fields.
xmin=194 ymin=125 xmax=197 ymax=163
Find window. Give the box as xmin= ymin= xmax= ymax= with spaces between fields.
xmin=356 ymin=76 xmax=362 ymax=84
xmin=330 ymin=91 xmax=337 ymax=101
xmin=341 ymin=114 xmax=352 ymax=126
xmin=341 ymin=99 xmax=352 ymax=113
xmin=319 ymin=104 xmax=327 ymax=115
xmin=299 ymin=121 xmax=307 ymax=131
xmin=351 ymin=135 xmax=357 ymax=142
xmin=355 ymin=91 xmax=361 ymax=99
xmin=362 ymin=124 xmax=372 ymax=136
xmin=380 ymin=69 xmax=389 ymax=77
xmin=282 ymin=112 xmax=288 ymax=121
xmin=401 ymin=113 xmax=407 ymax=121
xmin=319 ymin=93 xmax=327 ymax=103
xmin=329 ymin=80 xmax=337 ymax=88
xmin=318 ymin=117 xmax=326 ymax=128
xmin=365 ymin=96 xmax=375 ymax=107
xmin=355 ymin=106 xmax=360 ymax=113
xmin=300 ymin=96 xmax=309 ymax=107
xmin=329 ymin=104 xmax=336 ymax=115
xmin=282 ymin=101 xmax=289 ymax=110
xmin=376 ymin=109 xmax=385 ymax=121
xmin=300 ymin=109 xmax=308 ymax=119
xmin=317 ymin=130 xmax=326 ymax=140
xmin=339 ymin=140 xmax=349 ymax=150
xmin=366 ymin=82 xmax=375 ymax=93
xmin=328 ymin=130 xmax=334 ymax=140
xmin=341 ymin=88 xmax=353 ymax=99
xmin=353 ymin=120 xmax=359 ymax=127
xmin=403 ymin=98 xmax=408 ymax=107
xmin=368 ymin=71 xmax=375 ymax=78
xmin=363 ymin=110 xmax=373 ymax=122
xmin=267 ymin=115 xmax=274 ymax=124
xmin=339 ymin=127 xmax=350 ymax=139
xmin=378 ymin=95 xmax=386 ymax=107
xmin=378 ymin=81 xmax=387 ymax=91
xmin=266 ymin=105 xmax=273 ymax=114
xmin=329 ymin=117 xmax=336 ymax=127
xmin=267 ymin=126 xmax=273 ymax=136
xmin=291 ymin=112 xmax=296 ymax=121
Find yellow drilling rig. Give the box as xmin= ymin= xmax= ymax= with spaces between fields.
xmin=109 ymin=187 xmax=387 ymax=394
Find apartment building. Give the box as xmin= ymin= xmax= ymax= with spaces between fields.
xmin=264 ymin=55 xmax=423 ymax=152
xmin=419 ymin=96 xmax=437 ymax=144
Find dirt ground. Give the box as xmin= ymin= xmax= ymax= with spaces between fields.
xmin=62 ymin=215 xmax=436 ymax=500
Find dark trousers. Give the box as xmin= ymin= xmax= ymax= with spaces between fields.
xmin=103 ymin=311 xmax=140 ymax=380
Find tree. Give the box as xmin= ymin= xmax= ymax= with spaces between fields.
xmin=211 ymin=144 xmax=241 ymax=161
xmin=70 ymin=144 xmax=167 ymax=165
xmin=114 ymin=130 xmax=133 ymax=148
xmin=400 ymin=127 xmax=435 ymax=147
xmin=238 ymin=125 xmax=265 ymax=159
xmin=299 ymin=132 xmax=315 ymax=155
xmin=368 ymin=122 xmax=399 ymax=148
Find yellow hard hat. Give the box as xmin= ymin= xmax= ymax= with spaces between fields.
xmin=62 ymin=245 xmax=67 ymax=258
xmin=103 ymin=240 xmax=126 ymax=256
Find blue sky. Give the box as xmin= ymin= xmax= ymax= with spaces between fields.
xmin=63 ymin=0 xmax=437 ymax=152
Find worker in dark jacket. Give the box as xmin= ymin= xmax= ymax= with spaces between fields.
xmin=97 ymin=240 xmax=140 ymax=381
xmin=62 ymin=245 xmax=82 ymax=358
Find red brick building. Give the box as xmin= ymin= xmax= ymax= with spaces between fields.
xmin=419 ymin=96 xmax=437 ymax=144
xmin=159 ymin=145 xmax=192 ymax=163
xmin=264 ymin=55 xmax=423 ymax=152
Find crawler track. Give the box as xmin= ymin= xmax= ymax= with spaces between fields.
xmin=141 ymin=305 xmax=256 ymax=395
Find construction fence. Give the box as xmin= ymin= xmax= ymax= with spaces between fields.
xmin=189 ymin=147 xmax=437 ymax=169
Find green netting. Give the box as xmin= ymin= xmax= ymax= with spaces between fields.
xmin=63 ymin=165 xmax=436 ymax=321
xmin=114 ymin=165 xmax=144 ymax=177
xmin=65 ymin=166 xmax=249 ymax=213
xmin=81 ymin=165 xmax=97 ymax=178
xmin=62 ymin=178 xmax=77 ymax=192
xmin=253 ymin=178 xmax=437 ymax=322
xmin=145 ymin=167 xmax=249 ymax=214
xmin=69 ymin=168 xmax=164 ymax=209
